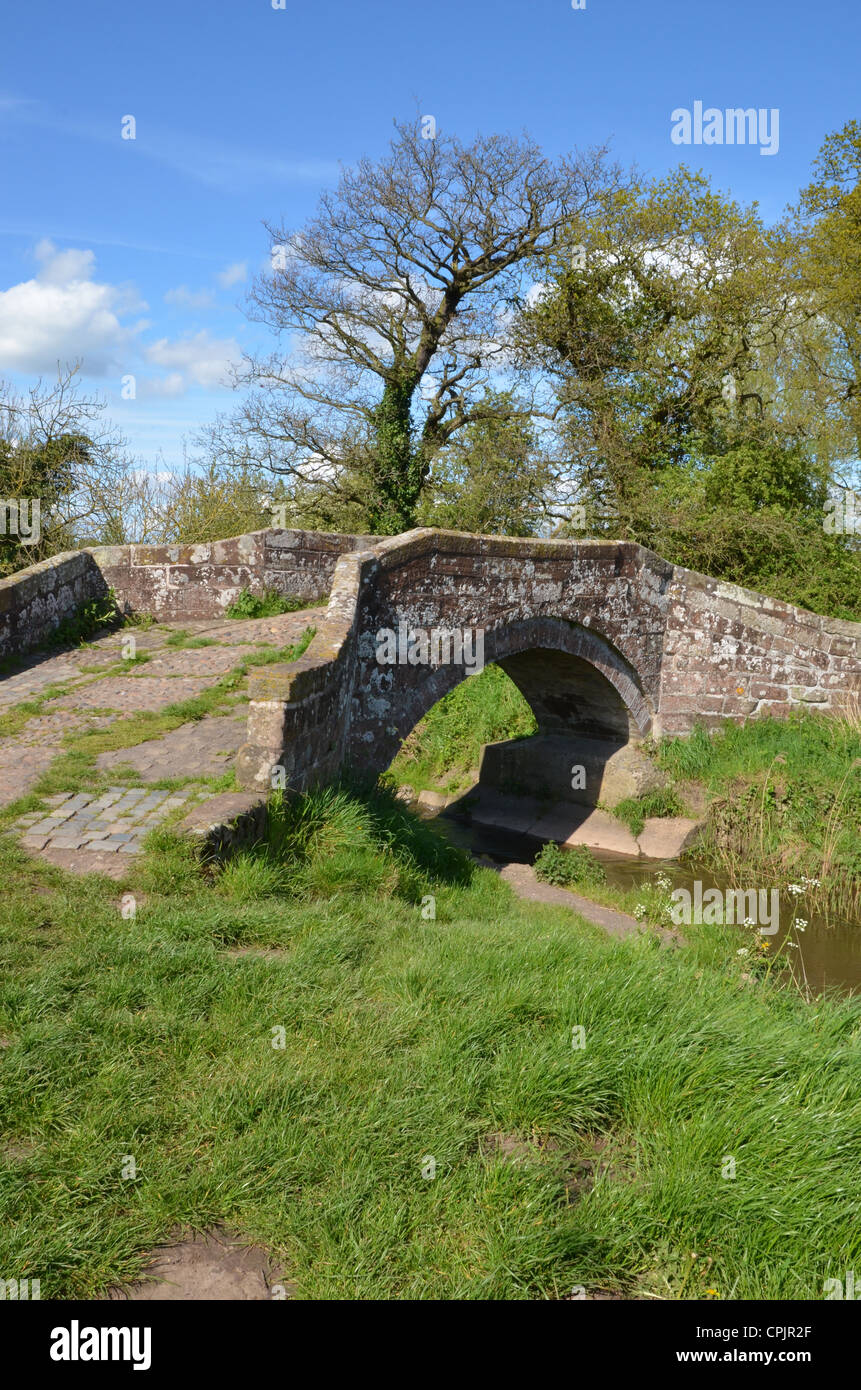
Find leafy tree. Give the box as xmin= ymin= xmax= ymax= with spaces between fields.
xmin=209 ymin=119 xmax=619 ymax=533
xmin=796 ymin=120 xmax=861 ymax=471
xmin=0 ymin=369 xmax=129 ymax=573
xmin=417 ymin=392 xmax=552 ymax=536
xmin=517 ymin=168 xmax=826 ymax=530
xmin=512 ymin=166 xmax=861 ymax=616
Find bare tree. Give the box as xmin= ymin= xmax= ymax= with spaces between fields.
xmin=210 ymin=119 xmax=619 ymax=532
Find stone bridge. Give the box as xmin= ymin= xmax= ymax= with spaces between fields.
xmin=233 ymin=529 xmax=861 ymax=796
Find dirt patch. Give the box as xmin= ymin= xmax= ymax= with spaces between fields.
xmin=2 ymin=1140 xmax=36 ymax=1162
xmin=39 ymin=847 xmax=131 ymax=880
xmin=563 ymin=1135 xmax=615 ymax=1198
xmin=562 ymin=1286 xmax=629 ymax=1300
xmin=480 ymin=1131 xmax=560 ymax=1165
xmin=109 ymin=1227 xmax=292 ymax=1301
xmin=480 ymin=1129 xmax=638 ymax=1206
xmin=562 ymin=1133 xmax=639 ymax=1200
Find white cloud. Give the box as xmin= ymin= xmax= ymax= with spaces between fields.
xmin=216 ymin=261 xmax=247 ymax=289
xmin=144 ymin=330 xmax=242 ymax=390
xmin=164 ymin=285 xmax=216 ymax=310
xmin=33 ymin=240 xmax=96 ymax=285
xmin=0 ymin=239 xmax=246 ymax=399
xmin=141 ymin=372 xmax=187 ymax=398
xmin=0 ymin=239 xmax=145 ymax=374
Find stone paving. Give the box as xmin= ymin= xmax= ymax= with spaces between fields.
xmin=52 ymin=674 xmax=214 ymax=713
xmin=12 ymin=786 xmax=199 ymax=855
xmin=0 ymin=609 xmax=314 ymax=864
xmin=97 ymin=710 xmax=247 ymax=781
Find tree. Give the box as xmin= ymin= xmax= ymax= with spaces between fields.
xmin=211 ymin=119 xmax=619 ymax=533
xmin=517 ymin=168 xmax=829 ymax=534
xmin=795 ymin=120 xmax=861 ymax=474
xmin=512 ymin=167 xmax=861 ymax=618
xmin=0 ymin=367 xmax=130 ymax=573
xmin=416 ymin=391 xmax=551 ymax=536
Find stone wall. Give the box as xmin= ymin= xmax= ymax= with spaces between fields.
xmin=659 ymin=567 xmax=860 ymax=732
xmin=236 ymin=529 xmax=861 ymax=794
xmin=92 ymin=528 xmax=376 ymax=622
xmin=0 ymin=528 xmax=376 ymax=656
xmin=0 ymin=550 xmax=110 ymax=660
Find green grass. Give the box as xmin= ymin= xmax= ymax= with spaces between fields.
xmin=163 ymin=630 xmax=217 ymax=650
xmin=0 ymin=783 xmax=858 ymax=1301
xmin=611 ymin=788 xmax=688 ymax=839
xmin=225 ymin=588 xmax=306 ymax=620
xmin=0 ymin=684 xmax=73 ymax=739
xmin=656 ymin=711 xmax=861 ymax=916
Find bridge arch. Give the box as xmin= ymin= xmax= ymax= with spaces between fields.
xmin=355 ymin=616 xmax=655 ymax=782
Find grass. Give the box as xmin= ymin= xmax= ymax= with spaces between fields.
xmin=0 ymin=782 xmax=858 ymax=1301
xmin=611 ymin=788 xmax=688 ymax=839
xmin=0 ymin=683 xmax=73 ymax=738
xmin=225 ymin=588 xmax=307 ymax=620
xmin=163 ymin=630 xmax=217 ymax=650
xmin=656 ymin=709 xmax=861 ymax=917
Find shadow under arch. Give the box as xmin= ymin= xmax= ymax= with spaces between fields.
xmin=367 ymin=616 xmax=654 ymax=783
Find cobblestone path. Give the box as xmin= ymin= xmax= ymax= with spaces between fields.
xmin=0 ymin=609 xmax=314 ymax=871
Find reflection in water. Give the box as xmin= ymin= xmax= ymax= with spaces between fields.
xmin=441 ymin=815 xmax=861 ymax=996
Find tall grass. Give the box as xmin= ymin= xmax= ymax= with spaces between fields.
xmin=658 ymin=712 xmax=860 ymax=917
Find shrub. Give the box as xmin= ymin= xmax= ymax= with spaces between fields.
xmin=534 ymin=841 xmax=606 ymax=889
xmin=225 ymin=588 xmax=304 ymax=619
xmin=49 ymin=591 xmax=120 ymax=647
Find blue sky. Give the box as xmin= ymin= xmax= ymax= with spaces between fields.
xmin=1 ymin=0 xmax=858 ymax=467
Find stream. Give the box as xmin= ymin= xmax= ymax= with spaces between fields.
xmin=440 ymin=813 xmax=861 ymax=996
